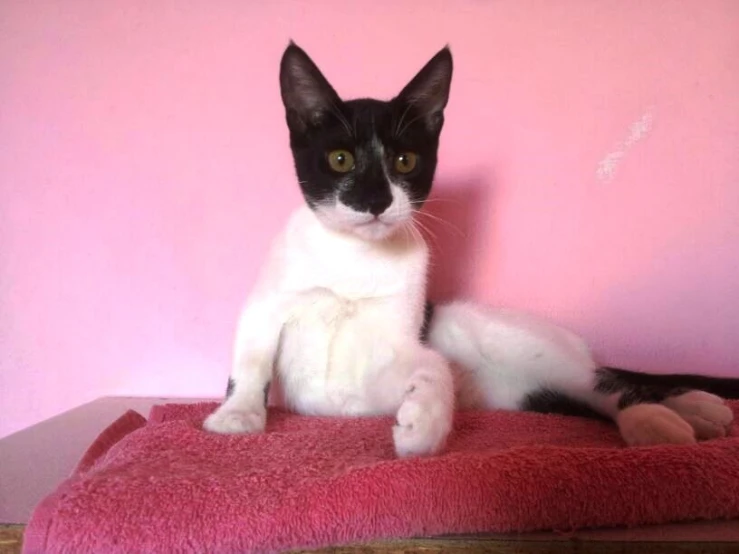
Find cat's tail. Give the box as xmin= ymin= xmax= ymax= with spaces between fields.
xmin=426 ymin=300 xmax=737 ymax=445
xmin=595 ymin=366 xmax=739 ymax=400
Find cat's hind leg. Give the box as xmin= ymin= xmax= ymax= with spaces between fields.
xmin=427 ymin=301 xmax=736 ymax=446
xmin=596 ymin=368 xmax=735 ymax=442
xmin=663 ymin=391 xmax=733 ymax=440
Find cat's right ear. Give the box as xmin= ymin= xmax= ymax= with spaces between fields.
xmin=280 ymin=42 xmax=342 ymax=131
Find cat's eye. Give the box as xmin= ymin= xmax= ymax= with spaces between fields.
xmin=327 ymin=150 xmax=355 ymax=173
xmin=394 ymin=152 xmax=418 ymax=174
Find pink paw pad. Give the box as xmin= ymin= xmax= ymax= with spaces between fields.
xmin=662 ymin=391 xmax=734 ymax=441
xmin=617 ymin=403 xmax=696 ymax=446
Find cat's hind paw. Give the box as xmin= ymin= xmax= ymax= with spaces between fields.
xmin=203 ymin=407 xmax=266 ymax=434
xmin=662 ymin=391 xmax=733 ymax=440
xmin=393 ymin=379 xmax=453 ymax=458
xmin=616 ymin=403 xmax=696 ymax=446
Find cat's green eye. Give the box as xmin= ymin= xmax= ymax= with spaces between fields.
xmin=327 ymin=150 xmax=355 ymax=173
xmin=394 ymin=152 xmax=418 ymax=174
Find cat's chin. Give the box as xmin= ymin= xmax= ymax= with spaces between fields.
xmin=321 ymin=216 xmax=402 ymax=242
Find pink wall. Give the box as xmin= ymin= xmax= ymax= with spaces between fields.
xmin=2 ymin=0 xmax=738 ymax=438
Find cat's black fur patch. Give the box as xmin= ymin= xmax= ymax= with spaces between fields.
xmin=524 ymin=368 xmax=739 ymax=418
xmin=224 ymin=378 xmax=270 ymax=407
xmin=279 ymin=42 xmax=452 ymax=213
xmin=595 ymin=366 xmax=739 ymax=409
xmin=420 ymin=301 xmax=435 ymax=343
xmin=263 ymin=381 xmax=271 ymax=408
xmin=520 ymin=389 xmax=608 ymax=420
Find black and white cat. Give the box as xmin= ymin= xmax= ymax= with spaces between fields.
xmin=204 ymin=43 xmax=738 ymax=457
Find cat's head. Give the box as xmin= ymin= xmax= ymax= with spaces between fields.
xmin=279 ymin=42 xmax=452 ymax=241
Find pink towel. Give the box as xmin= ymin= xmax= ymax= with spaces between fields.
xmin=24 ymin=401 xmax=739 ymax=553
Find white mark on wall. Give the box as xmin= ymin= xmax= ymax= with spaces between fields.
xmin=597 ymin=109 xmax=654 ymax=183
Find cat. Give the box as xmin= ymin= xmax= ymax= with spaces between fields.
xmin=204 ymin=42 xmax=738 ymax=457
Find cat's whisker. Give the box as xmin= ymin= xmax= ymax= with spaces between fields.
xmin=409 ymin=197 xmax=462 ymax=208
xmin=401 ymin=221 xmax=420 ymax=246
xmin=403 ymin=219 xmax=420 ymax=241
xmin=411 ymin=217 xmax=433 ymax=239
xmin=412 ymin=223 xmax=427 ymax=248
xmin=399 ymin=220 xmax=412 ymax=240
xmin=410 ymin=217 xmax=441 ymax=252
xmin=415 ymin=210 xmax=466 ymax=238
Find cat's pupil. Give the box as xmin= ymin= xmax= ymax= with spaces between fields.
xmin=398 ymin=154 xmax=409 ymax=167
xmin=337 ymin=154 xmax=346 ymax=165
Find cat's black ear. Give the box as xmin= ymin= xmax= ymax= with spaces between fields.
xmin=280 ymin=42 xmax=341 ymax=131
xmin=396 ymin=46 xmax=453 ymax=133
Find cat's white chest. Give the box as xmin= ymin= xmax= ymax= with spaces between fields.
xmin=278 ymin=208 xmax=415 ymax=299
xmin=266 ymin=208 xmax=428 ymax=415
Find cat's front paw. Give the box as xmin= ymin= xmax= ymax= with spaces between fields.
xmin=393 ymin=381 xmax=453 ymax=458
xmin=662 ymin=391 xmax=734 ymax=440
xmin=203 ymin=406 xmax=266 ymax=434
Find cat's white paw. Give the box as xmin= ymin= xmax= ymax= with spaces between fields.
xmin=662 ymin=391 xmax=734 ymax=440
xmin=616 ymin=403 xmax=696 ymax=446
xmin=203 ymin=407 xmax=266 ymax=434
xmin=393 ymin=380 xmax=453 ymax=458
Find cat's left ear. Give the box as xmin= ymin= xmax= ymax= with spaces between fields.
xmin=395 ymin=46 xmax=453 ymax=133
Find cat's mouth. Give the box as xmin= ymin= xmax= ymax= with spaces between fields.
xmin=354 ymin=217 xmax=400 ymax=239
xmin=340 ymin=215 xmax=403 ymax=241
xmin=313 ymin=203 xmax=408 ymax=241
xmin=355 ymin=217 xmax=398 ymax=234
xmin=356 ymin=216 xmax=390 ymax=227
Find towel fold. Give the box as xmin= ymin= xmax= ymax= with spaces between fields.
xmin=24 ymin=401 xmax=739 ymax=553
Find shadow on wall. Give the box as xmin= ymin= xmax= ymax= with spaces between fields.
xmin=423 ymin=172 xmax=495 ymax=303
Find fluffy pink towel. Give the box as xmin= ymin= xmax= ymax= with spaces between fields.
xmin=24 ymin=401 xmax=739 ymax=553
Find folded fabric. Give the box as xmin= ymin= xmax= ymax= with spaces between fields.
xmin=24 ymin=401 xmax=739 ymax=553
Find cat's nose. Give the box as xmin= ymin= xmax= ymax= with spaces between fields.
xmin=367 ymin=196 xmax=392 ymax=216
